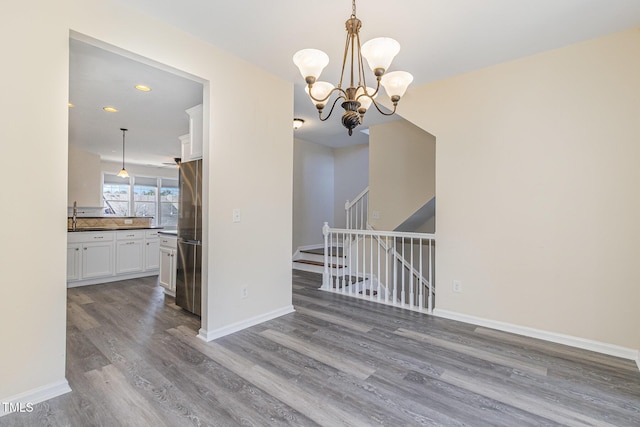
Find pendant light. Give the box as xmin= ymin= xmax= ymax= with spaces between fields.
xmin=117 ymin=128 xmax=129 ymax=178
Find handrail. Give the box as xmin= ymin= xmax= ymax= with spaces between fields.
xmin=367 ymin=224 xmax=435 ymax=295
xmin=345 ymin=187 xmax=369 ymax=230
xmin=345 ymin=186 xmax=369 ymax=211
xmin=330 ymin=226 xmax=435 ymax=240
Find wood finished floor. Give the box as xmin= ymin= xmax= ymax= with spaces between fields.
xmin=2 ymin=271 xmax=639 ymax=426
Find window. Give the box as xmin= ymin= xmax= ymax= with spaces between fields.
xmin=134 ymin=176 xmax=158 ymax=222
xmin=160 ymin=178 xmax=179 ymax=228
xmin=102 ymin=173 xmax=179 ymax=228
xmin=103 ymin=174 xmax=130 ymax=215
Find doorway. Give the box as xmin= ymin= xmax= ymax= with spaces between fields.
xmin=67 ymin=33 xmax=207 ymax=325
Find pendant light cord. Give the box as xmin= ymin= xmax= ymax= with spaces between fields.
xmin=120 ymin=128 xmax=128 ymax=169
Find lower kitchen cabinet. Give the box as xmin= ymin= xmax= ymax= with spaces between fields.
xmin=158 ymin=234 xmax=177 ymax=295
xmin=67 ymin=229 xmax=161 ymax=287
xmin=144 ymin=230 xmax=160 ymax=270
xmin=83 ymin=241 xmax=116 ymax=279
xmin=67 ymin=244 xmax=82 ymax=281
xmin=116 ymin=240 xmax=144 ymax=274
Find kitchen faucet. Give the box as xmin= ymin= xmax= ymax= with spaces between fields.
xmin=71 ymin=201 xmax=84 ymax=231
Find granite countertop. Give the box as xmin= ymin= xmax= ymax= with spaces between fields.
xmin=67 ymin=226 xmax=164 ymax=232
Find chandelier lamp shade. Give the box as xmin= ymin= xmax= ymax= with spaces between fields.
xmin=293 ymin=0 xmax=413 ymax=135
xmin=117 ymin=128 xmax=129 ymax=178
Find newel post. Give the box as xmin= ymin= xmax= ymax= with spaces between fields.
xmin=322 ymin=222 xmax=330 ymax=290
xmin=344 ymin=200 xmax=350 ymax=229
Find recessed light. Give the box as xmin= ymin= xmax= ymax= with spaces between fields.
xmin=103 ymin=106 xmax=118 ymax=113
xmin=135 ymin=84 xmax=151 ymax=92
xmin=68 ymin=102 xmax=74 ymax=108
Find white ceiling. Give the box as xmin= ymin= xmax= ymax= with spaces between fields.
xmin=71 ymin=0 xmax=640 ymax=163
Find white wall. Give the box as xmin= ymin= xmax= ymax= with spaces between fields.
xmin=1 ymin=0 xmax=292 ymax=405
xmin=368 ymin=120 xmax=436 ymax=231
xmin=69 ymin=147 xmax=102 ymax=207
xmin=333 ymin=144 xmax=369 ymax=228
xmin=100 ymin=160 xmax=179 ymax=180
xmin=399 ymin=28 xmax=640 ymax=351
xmin=293 ymin=138 xmax=334 ymax=251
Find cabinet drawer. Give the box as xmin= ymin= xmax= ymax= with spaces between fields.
xmin=159 ymin=236 xmax=177 ymax=249
xmin=145 ymin=230 xmax=160 ymax=239
xmin=68 ymin=231 xmax=114 ymax=243
xmin=116 ymin=230 xmax=145 ymax=240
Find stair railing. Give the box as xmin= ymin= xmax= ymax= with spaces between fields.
xmin=345 ymin=187 xmax=369 ymax=230
xmin=367 ymin=223 xmax=435 ymax=302
xmin=322 ymin=222 xmax=435 ymax=313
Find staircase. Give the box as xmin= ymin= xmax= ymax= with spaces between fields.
xmin=292 ymin=246 xmax=346 ymax=274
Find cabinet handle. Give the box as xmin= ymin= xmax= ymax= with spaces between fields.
xmin=94 ymin=236 xmax=103 ymax=239
xmin=127 ymin=242 xmax=135 ymax=245
xmin=84 ymin=247 xmax=87 ymax=251
xmin=75 ymin=248 xmax=79 ymax=251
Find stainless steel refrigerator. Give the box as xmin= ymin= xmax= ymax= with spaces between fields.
xmin=176 ymin=159 xmax=202 ymax=316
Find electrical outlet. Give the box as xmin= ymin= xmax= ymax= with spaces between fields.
xmin=241 ymin=286 xmax=248 ymax=299
xmin=233 ymin=208 xmax=241 ymax=223
xmin=124 ymin=219 xmax=133 ymax=225
xmin=372 ymin=210 xmax=380 ymax=220
xmin=453 ymin=280 xmax=462 ymax=293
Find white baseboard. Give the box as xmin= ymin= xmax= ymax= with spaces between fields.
xmin=433 ymin=309 xmax=640 ymax=365
xmin=1 ymin=380 xmax=71 ymax=417
xmin=67 ymin=271 xmax=158 ymax=288
xmin=197 ymin=305 xmax=295 ymax=342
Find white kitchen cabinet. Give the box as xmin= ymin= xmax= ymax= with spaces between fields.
xmin=158 ymin=234 xmax=177 ymax=295
xmin=181 ymin=104 xmax=203 ymax=161
xmin=144 ymin=230 xmax=160 ymax=271
xmin=83 ymin=241 xmax=115 ymax=279
xmin=68 ymin=229 xmax=162 ymax=287
xmin=116 ymin=240 xmax=144 ymax=274
xmin=68 ymin=231 xmax=115 ymax=283
xmin=116 ymin=230 xmax=144 ymax=274
xmin=67 ymin=243 xmax=82 ymax=281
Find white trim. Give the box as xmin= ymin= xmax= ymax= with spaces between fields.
xmin=67 ymin=271 xmax=158 ymax=288
xmin=434 ymin=309 xmax=640 ymax=364
xmin=1 ymin=380 xmax=71 ymax=417
xmin=197 ymin=305 xmax=295 ymax=342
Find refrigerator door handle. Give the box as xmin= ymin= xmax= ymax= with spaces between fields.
xmin=180 ymin=239 xmax=201 ymax=245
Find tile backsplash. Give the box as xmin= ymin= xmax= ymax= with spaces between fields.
xmin=68 ymin=217 xmax=153 ymax=229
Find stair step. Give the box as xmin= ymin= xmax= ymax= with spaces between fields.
xmin=294 ymin=259 xmax=345 ymax=269
xmin=301 ymin=247 xmax=345 ymax=257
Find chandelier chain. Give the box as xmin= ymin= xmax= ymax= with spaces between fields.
xmin=351 ymin=0 xmax=356 ymax=18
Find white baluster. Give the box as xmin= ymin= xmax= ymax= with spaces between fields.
xmin=428 ymin=238 xmax=433 ymax=313
xmin=401 ymin=237 xmax=406 ymax=306
xmin=376 ymin=234 xmax=381 ymax=301
xmin=409 ymin=238 xmax=414 ymax=308
xmin=322 ymin=222 xmax=330 ymax=290
xmin=419 ymin=238 xmax=423 ymax=310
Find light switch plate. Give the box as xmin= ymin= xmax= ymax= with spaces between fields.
xmin=232 ymin=208 xmax=241 ymax=223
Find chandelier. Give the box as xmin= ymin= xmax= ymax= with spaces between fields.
xmin=293 ymin=0 xmax=413 ymax=135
